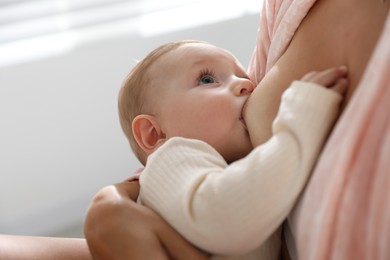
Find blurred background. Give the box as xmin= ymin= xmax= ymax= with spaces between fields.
xmin=0 ymin=0 xmax=261 ymax=238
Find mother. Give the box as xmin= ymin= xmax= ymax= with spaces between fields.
xmin=2 ymin=0 xmax=389 ymax=259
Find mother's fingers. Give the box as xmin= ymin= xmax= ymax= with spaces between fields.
xmin=114 ymin=180 xmax=140 ymax=201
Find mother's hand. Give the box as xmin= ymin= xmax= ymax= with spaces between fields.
xmin=84 ymin=177 xmax=208 ymax=260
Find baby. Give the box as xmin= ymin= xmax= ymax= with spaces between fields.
xmin=118 ymin=40 xmax=347 ymax=259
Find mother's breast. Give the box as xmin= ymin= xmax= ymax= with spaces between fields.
xmin=245 ymin=0 xmax=389 ymax=147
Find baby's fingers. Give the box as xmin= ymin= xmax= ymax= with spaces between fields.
xmin=302 ymin=66 xmax=348 ymax=87
xmin=329 ymin=77 xmax=349 ymax=95
xmin=300 ymin=71 xmax=318 ymax=81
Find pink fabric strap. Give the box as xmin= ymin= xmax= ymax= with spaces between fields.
xmin=247 ymin=0 xmax=316 ymax=84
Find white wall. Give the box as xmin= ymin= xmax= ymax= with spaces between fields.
xmin=0 ymin=4 xmax=260 ymax=237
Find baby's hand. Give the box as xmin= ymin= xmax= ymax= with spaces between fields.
xmin=301 ymin=66 xmax=349 ymax=95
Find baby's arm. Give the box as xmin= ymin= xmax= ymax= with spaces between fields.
xmin=139 ymin=67 xmax=347 ymax=255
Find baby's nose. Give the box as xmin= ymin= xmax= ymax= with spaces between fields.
xmin=234 ymin=78 xmax=254 ymax=95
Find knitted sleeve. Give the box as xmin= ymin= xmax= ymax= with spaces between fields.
xmin=139 ymin=81 xmax=342 ymax=255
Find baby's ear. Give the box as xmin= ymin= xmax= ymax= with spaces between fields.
xmin=132 ymin=115 xmax=166 ymax=154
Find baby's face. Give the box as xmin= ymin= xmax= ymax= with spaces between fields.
xmin=148 ymin=43 xmax=254 ymax=162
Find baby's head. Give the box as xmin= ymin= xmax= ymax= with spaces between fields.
xmin=119 ymin=40 xmax=254 ymax=165
xmin=118 ymin=40 xmax=192 ymax=164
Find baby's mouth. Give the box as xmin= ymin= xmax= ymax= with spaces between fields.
xmin=239 ymin=115 xmax=247 ymax=129
xmin=239 ymin=99 xmax=250 ymax=130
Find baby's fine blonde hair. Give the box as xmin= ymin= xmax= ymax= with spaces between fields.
xmin=118 ymin=40 xmax=204 ymax=165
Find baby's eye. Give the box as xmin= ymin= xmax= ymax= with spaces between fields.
xmin=198 ymin=69 xmax=217 ymax=85
xmin=199 ymin=75 xmax=216 ymax=85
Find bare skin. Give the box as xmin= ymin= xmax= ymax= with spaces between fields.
xmin=245 ymin=0 xmax=390 ymax=146
xmin=0 ymin=235 xmax=92 ymax=260
xmin=84 ymin=179 xmax=208 ymax=260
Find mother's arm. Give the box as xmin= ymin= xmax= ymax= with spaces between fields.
xmin=0 ymin=235 xmax=92 ymax=260
xmin=0 ymin=181 xmax=206 ymax=260
xmin=84 ymin=179 xmax=208 ymax=260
